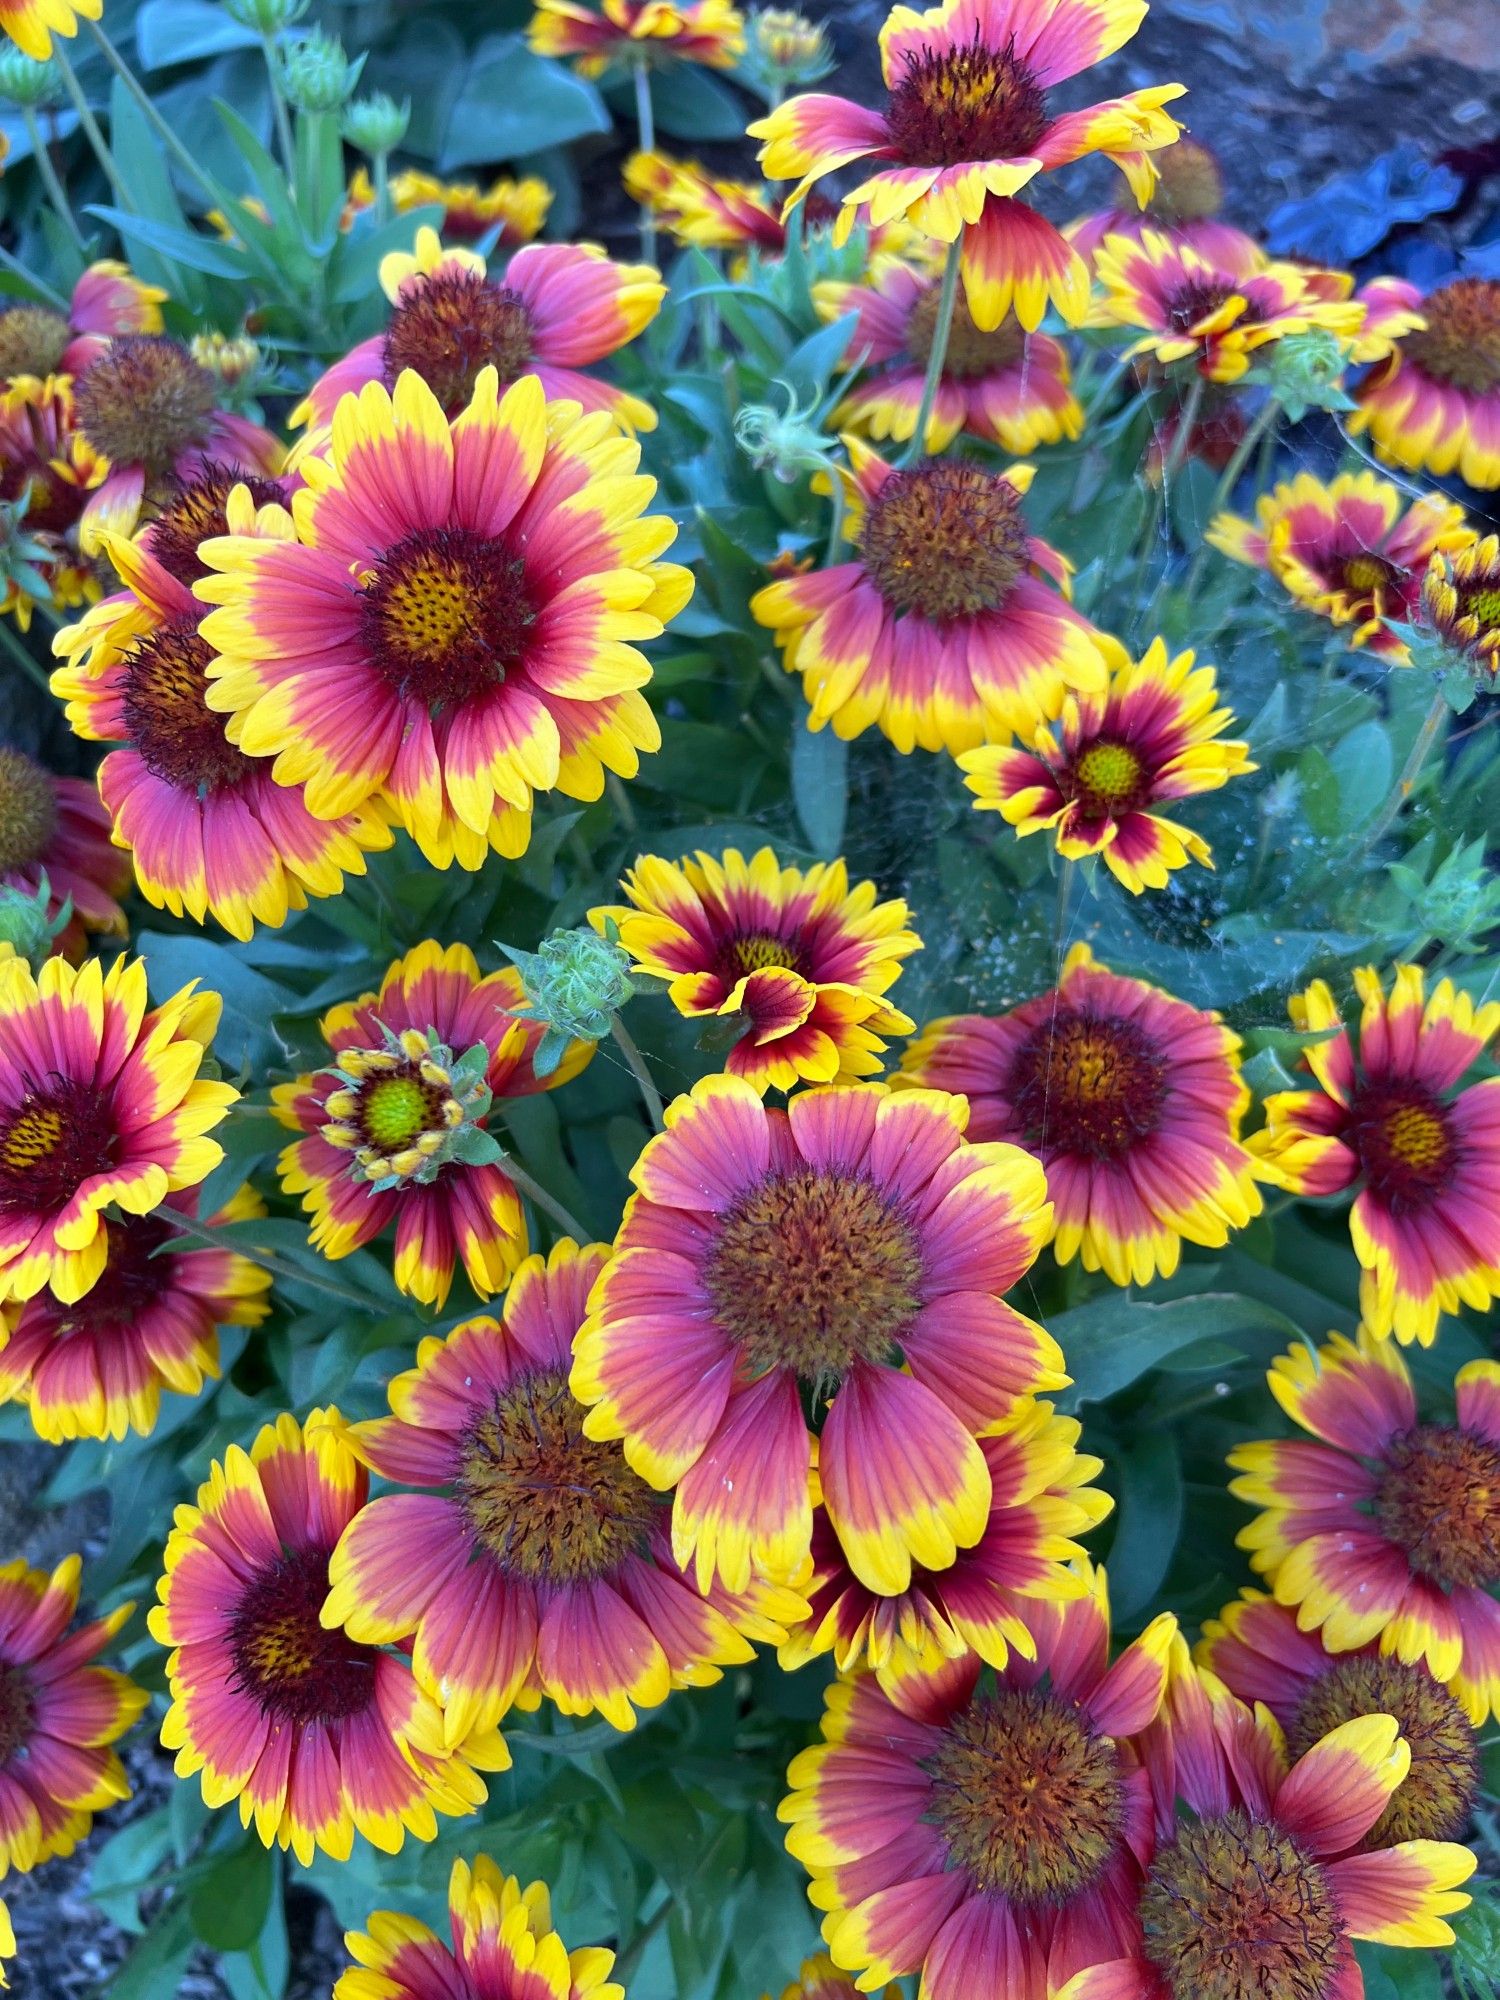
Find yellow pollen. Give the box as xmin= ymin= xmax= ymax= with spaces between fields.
xmin=239 ymin=1614 xmax=320 ymax=1683
xmin=1466 ymin=585 xmax=1500 ymax=625
xmin=1343 ymin=554 xmax=1391 ymax=593
xmin=731 ymin=934 xmax=799 ymax=974
xmin=378 ymin=557 xmax=476 ymax=664
xmin=1075 ymin=741 xmax=1143 ymax=803
xmin=362 ymin=1074 xmax=436 ymax=1150
xmin=0 ymin=1105 xmax=64 ymax=1173
xmin=1384 ymin=1102 xmax=1448 ymax=1170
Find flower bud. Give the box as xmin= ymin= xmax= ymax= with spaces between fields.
xmin=0 ymin=876 xmax=69 ymax=970
xmin=734 ymin=386 xmax=836 ymax=483
xmin=0 ymin=49 xmax=62 ymax=109
xmin=499 ymin=925 xmax=640 ymax=1077
xmin=744 ymin=7 xmax=834 ymax=89
xmin=190 ymin=331 xmax=263 ymax=392
xmin=1255 ymin=327 xmax=1355 ymax=424
xmin=278 ymin=30 xmax=363 ymax=114
xmin=223 ymin=0 xmax=310 ymax=30
xmin=341 ymin=91 xmax=410 ymax=155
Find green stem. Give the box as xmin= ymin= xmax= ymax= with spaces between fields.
xmin=632 ymin=59 xmax=657 ymax=265
xmin=605 ymin=769 xmax=638 ymax=835
xmin=900 ymin=234 xmax=961 ymax=466
xmin=261 ymin=30 xmax=297 ymax=189
xmin=22 ymin=105 xmax=84 ymax=250
xmin=50 ymin=44 xmax=129 ymax=206
xmin=1132 ymin=371 xmax=1202 ymax=609
xmin=614 ymin=1900 xmax=672 ymax=1986
xmin=373 ymin=147 xmax=391 ymax=225
xmin=499 ymin=1154 xmax=591 ymax=1242
xmin=1053 ymin=855 xmax=1075 ymax=958
xmin=158 ymin=1209 xmax=392 ymax=1313
xmin=1182 ymin=394 xmax=1280 ymax=598
xmin=83 ymin=19 xmax=235 ymax=215
xmin=610 ymin=1012 xmax=664 ymax=1131
xmin=1357 ymin=689 xmax=1449 ymax=856
xmin=0 ymin=616 xmax=53 ymax=696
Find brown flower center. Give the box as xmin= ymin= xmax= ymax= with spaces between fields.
xmin=1006 ymin=1006 xmax=1168 ymax=1160
xmin=924 ymin=1687 xmax=1126 ymax=1904
xmin=383 ymin=270 xmax=536 ymax=413
xmin=1402 ymin=278 xmax=1500 ymax=396
xmin=0 ymin=305 xmax=71 ymax=380
xmin=1147 ymin=138 xmax=1225 ymax=224
xmin=0 ymin=1660 xmax=36 ymax=1766
xmin=360 ymin=526 xmax=534 ymax=711
xmin=705 ymin=1168 xmax=923 ymax=1385
xmin=121 ymin=619 xmax=252 ymax=794
xmin=907 ymin=286 xmax=1025 ymax=380
xmin=1065 ymin=737 xmax=1150 ymax=820
xmin=0 ymin=747 xmax=59 ymax=871
xmin=31 ymin=1212 xmax=177 ymax=1336
xmin=0 ymin=1076 xmax=116 ymax=1217
xmin=861 ymin=461 xmax=1029 ymax=620
xmin=1374 ymin=1423 xmax=1500 ymax=1592
xmin=456 ymin=1366 xmax=659 ymax=1582
xmin=1141 ymin=1809 xmax=1344 ymax=2000
xmin=885 ymin=34 xmax=1048 ymax=168
xmin=229 ymin=1545 xmax=374 ymax=1725
xmin=1346 ymin=1081 xmax=1454 ymax=1210
xmin=147 ymin=462 xmax=286 ymax=587
xmin=74 ymin=336 xmax=218 ymax=476
xmin=1165 ymin=277 xmax=1238 ymax=333
xmin=1287 ymin=1655 xmax=1478 ymax=1846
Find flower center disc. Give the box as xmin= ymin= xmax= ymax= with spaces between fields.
xmin=705 ymin=1168 xmax=923 ymax=1384
xmin=0 ymin=305 xmax=71 ymax=380
xmin=1069 ymin=738 xmax=1148 ymax=819
xmin=1339 ymin=552 xmax=1402 ymax=597
xmin=885 ymin=36 xmax=1048 ymax=168
xmin=149 ymin=462 xmax=286 ymax=586
xmin=1374 ymin=1422 xmax=1500 ymax=1591
xmin=1288 ymin=1655 xmax=1478 ymax=1845
xmin=383 ymin=271 xmax=536 ymax=412
xmin=925 ymin=1687 xmax=1126 ymax=1904
xmin=360 ymin=526 xmax=534 ymax=710
xmin=0 ymin=747 xmax=59 ymax=870
xmin=74 ymin=335 xmax=218 ymax=476
xmin=1007 ymin=1006 xmax=1168 ymax=1159
xmin=1165 ymin=277 xmax=1238 ymax=333
xmin=1147 ymin=139 xmax=1225 ymax=224
xmin=861 ymin=462 xmax=1029 ymax=621
xmin=457 ymin=1366 xmax=659 ymax=1581
xmin=716 ymin=931 xmax=803 ymax=980
xmin=0 ymin=1080 xmax=115 ymax=1215
xmin=1346 ymin=1082 xmax=1454 ymax=1207
xmin=907 ymin=287 xmax=1024 ymax=380
xmin=1141 ymin=1809 xmax=1344 ymax=2000
xmin=229 ymin=1546 xmax=374 ymax=1725
xmin=0 ymin=1660 xmax=35 ymax=1766
xmin=121 ymin=619 xmax=253 ymax=795
xmin=1460 ymin=580 xmax=1500 ymax=628
xmin=1403 ymin=278 xmax=1500 ymax=396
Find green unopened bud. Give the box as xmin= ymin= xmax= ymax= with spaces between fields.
xmin=224 ymin=0 xmax=309 ymax=30
xmin=744 ymin=7 xmax=834 ymax=90
xmin=0 ymin=875 xmax=70 ymax=969
xmin=500 ymin=926 xmax=641 ymax=1077
xmin=734 ymin=385 xmax=836 ymax=484
xmin=341 ymin=91 xmax=410 ymax=155
xmin=0 ymin=49 xmax=63 ymax=109
xmin=278 ymin=30 xmax=363 ymax=113
xmin=1255 ymin=327 xmax=1355 ymax=424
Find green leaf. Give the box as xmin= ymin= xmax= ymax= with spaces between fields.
xmin=1054 ymin=1293 xmax=1303 ymax=1411
xmin=1329 ymin=719 xmax=1394 ymax=833
xmin=137 ymin=0 xmax=261 ymax=67
xmin=780 ymin=311 xmax=857 ymax=409
xmin=88 ymin=1808 xmax=174 ymax=1933
xmin=441 ymin=37 xmax=608 ymax=168
xmin=108 ymin=1904 xmax=197 ymax=2000
xmin=190 ymin=1835 xmax=275 ymax=1952
xmin=1296 ymin=745 xmax=1341 ymax=838
xmin=644 ymin=64 xmax=749 ymax=141
xmin=790 ymin=711 xmax=848 ymax=858
xmin=1105 ymin=1430 xmax=1182 ymax=1619
xmin=85 ymin=205 xmax=253 ymax=279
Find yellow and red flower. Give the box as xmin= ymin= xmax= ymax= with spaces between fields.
xmin=0 ymin=0 xmax=98 ymax=64
xmin=591 ymin=846 xmax=919 ymax=1093
xmin=0 ymin=1554 xmax=144 ymax=1875
xmin=897 ymin=944 xmax=1262 ymax=1286
xmin=780 ymin=1567 xmax=1175 ymax=1998
xmin=1198 ymin=1590 xmax=1481 ymax=1848
xmin=53 ymin=469 xmax=394 ymax=941
xmin=573 ymin=1074 xmax=1060 ymax=1598
xmin=1208 ymin=470 xmax=1475 ymax=662
xmin=1090 ymin=228 xmax=1361 ymax=381
xmin=1057 ymin=1651 xmax=1477 ymax=2000
xmin=0 ymin=1901 xmax=10 ymax=1987
xmin=0 ymin=954 xmax=236 ymax=1306
xmin=1350 ymin=274 xmax=1500 ymax=489
xmin=291 ymin=226 xmax=662 ymax=451
xmin=69 ymin=333 xmax=281 ymax=551
xmin=769 ymin=1958 xmax=899 ymax=2000
xmin=624 ymin=151 xmax=924 ymax=272
xmin=1423 ymin=531 xmax=1500 ymax=680
xmin=150 ymin=1412 xmax=505 ymax=1864
xmin=336 ymin=1856 xmax=622 ymax=2000
xmin=779 ymin=1398 xmax=1111 ymax=1694
xmin=0 ymin=1185 xmax=270 ymax=1443
xmin=346 ymin=168 xmax=553 ymax=248
xmin=530 ymin=0 xmax=744 ymax=74
xmin=1066 ymin=136 xmax=1260 ymax=270
xmin=1229 ymin=1328 xmax=1500 ymax=1725
xmin=199 ymin=370 xmax=689 ymax=870
xmin=751 ymin=441 xmax=1105 ymax=755
xmin=1248 ymin=964 xmax=1500 ymax=1344
xmin=0 ymin=373 xmax=109 ymax=629
xmin=959 ymin=635 xmax=1253 ymax=894
xmin=818 ymin=257 xmax=1083 ymax=455
xmin=751 ymin=0 xmax=1183 ymax=332
xmin=323 ymin=1239 xmax=805 ymax=1741
xmin=0 ymin=263 xmax=164 ymax=384
xmin=275 ymin=941 xmax=591 ymax=1310
xmin=0 ymin=746 xmax=128 ymax=957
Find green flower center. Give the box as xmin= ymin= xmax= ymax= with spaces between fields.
xmin=361 ymin=1074 xmax=434 ymax=1150
xmin=1072 ymin=739 xmax=1146 ymax=815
